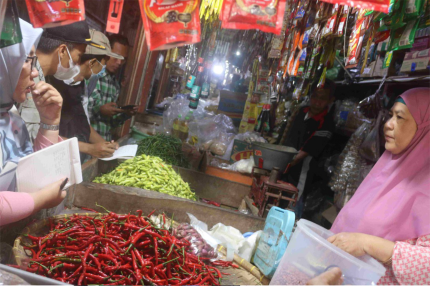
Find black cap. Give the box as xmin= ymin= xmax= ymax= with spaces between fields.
xmin=43 ymin=20 xmax=97 ymax=47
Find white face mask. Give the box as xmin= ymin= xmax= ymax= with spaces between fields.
xmin=54 ymin=46 xmax=80 ymax=81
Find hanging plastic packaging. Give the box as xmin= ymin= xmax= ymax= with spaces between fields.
xmin=25 ymin=0 xmax=85 ymax=28
xmin=138 ymin=0 xmax=201 ymax=51
xmin=318 ymin=0 xmax=390 ymax=13
xmin=220 ymin=0 xmax=287 ymax=35
xmin=106 ymin=0 xmax=125 ymax=34
xmin=0 ymin=0 xmax=21 ymax=49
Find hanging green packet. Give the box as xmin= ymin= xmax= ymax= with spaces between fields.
xmin=388 ymin=19 xmax=419 ymax=50
xmin=0 ymin=0 xmax=22 ymax=49
xmin=391 ymin=0 xmax=407 ymax=30
xmin=404 ymin=0 xmax=424 ymax=20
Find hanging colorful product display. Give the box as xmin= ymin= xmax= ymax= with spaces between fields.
xmin=25 ymin=0 xmax=85 ymax=28
xmin=138 ymin=0 xmax=202 ymax=51
xmin=220 ymin=0 xmax=288 ymax=35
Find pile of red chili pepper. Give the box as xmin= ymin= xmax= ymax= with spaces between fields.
xmin=12 ymin=208 xmax=231 ymax=285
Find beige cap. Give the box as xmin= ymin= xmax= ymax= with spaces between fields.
xmin=85 ymin=29 xmax=124 ymax=60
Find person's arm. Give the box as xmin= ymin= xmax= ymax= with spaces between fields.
xmin=89 ymin=126 xmax=106 ymax=144
xmin=33 ymin=131 xmax=64 ymax=152
xmin=327 ymin=232 xmax=394 ymax=262
xmin=290 ymin=150 xmax=309 ymax=167
xmin=61 ymin=136 xmax=116 ymax=158
xmin=0 ymin=179 xmax=66 ymax=226
xmin=110 ymin=106 xmax=138 ymax=128
xmin=32 ymin=82 xmax=63 ymax=144
xmin=0 ymin=192 xmax=34 ymax=226
xmin=388 ymin=234 xmax=430 ymax=284
xmin=307 ymin=267 xmax=343 ymax=285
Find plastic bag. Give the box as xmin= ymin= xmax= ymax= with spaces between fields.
xmin=209 ymin=222 xmax=262 ymax=262
xmin=358 ymin=78 xmax=385 ymax=119
xmin=173 ymin=223 xmax=218 ymax=259
xmin=25 ymin=0 xmax=85 ymax=28
xmin=330 ymin=122 xmax=375 ymax=209
xmin=220 ymin=0 xmax=287 ymax=35
xmin=227 ymin=156 xmax=255 ymax=174
xmin=138 ymin=0 xmax=201 ymax=51
xmin=359 ymin=110 xmax=389 ymax=162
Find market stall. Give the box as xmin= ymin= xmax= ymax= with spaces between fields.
xmin=1 ymin=0 xmax=429 ymax=284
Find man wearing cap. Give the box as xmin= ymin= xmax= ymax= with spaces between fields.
xmin=48 ymin=29 xmax=125 ymax=162
xmin=88 ymin=34 xmax=136 ymax=142
xmin=279 ymin=79 xmax=337 ymax=218
xmin=18 ymin=20 xmax=97 ymax=143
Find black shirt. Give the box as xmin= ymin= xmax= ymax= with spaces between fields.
xmin=284 ymin=106 xmax=335 ymax=159
xmin=282 ymin=106 xmax=335 ymax=194
xmin=48 ymin=76 xmax=91 ymax=162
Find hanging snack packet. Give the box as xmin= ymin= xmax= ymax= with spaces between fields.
xmin=221 ymin=0 xmax=287 ymax=35
xmin=345 ymin=10 xmax=366 ymax=68
xmin=389 ymin=19 xmax=419 ymax=50
xmin=317 ymin=0 xmax=390 ymax=13
xmin=25 ymin=0 xmax=85 ymax=28
xmin=405 ymin=0 xmax=424 ymax=19
xmin=138 ymin=0 xmax=201 ymax=51
xmin=334 ymin=5 xmax=349 ymax=37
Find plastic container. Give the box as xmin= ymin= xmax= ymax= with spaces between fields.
xmin=252 ymin=142 xmax=297 ymax=172
xmin=0 ymin=264 xmax=68 ymax=285
xmin=253 ymin=207 xmax=295 ymax=278
xmin=270 ymin=219 xmax=386 ymax=285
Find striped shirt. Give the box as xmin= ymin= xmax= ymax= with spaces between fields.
xmin=88 ymin=71 xmax=130 ymax=141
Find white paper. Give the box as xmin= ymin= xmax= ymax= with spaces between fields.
xmin=99 ymin=145 xmax=138 ymax=161
xmin=16 ymin=138 xmax=82 ymax=193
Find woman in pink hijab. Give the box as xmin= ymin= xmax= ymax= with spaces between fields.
xmin=329 ymin=88 xmax=430 ymax=285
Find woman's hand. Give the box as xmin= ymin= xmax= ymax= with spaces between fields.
xmin=32 ymin=81 xmax=63 ymax=125
xmin=327 ymin=232 xmax=367 ymax=257
xmin=30 ymin=178 xmax=67 ymax=214
xmin=307 ymin=267 xmax=343 ymax=285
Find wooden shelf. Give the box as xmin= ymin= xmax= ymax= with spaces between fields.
xmin=335 ymin=75 xmax=430 ymax=85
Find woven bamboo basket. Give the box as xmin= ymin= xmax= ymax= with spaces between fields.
xmin=12 ymin=212 xmax=269 ymax=285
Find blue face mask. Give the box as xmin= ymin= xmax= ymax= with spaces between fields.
xmin=96 ymin=65 xmax=106 ymax=78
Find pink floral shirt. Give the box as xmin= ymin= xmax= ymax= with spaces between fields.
xmin=378 ymin=234 xmax=430 ymax=285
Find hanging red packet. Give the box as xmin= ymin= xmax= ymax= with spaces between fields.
xmin=221 ymin=0 xmax=287 ymax=35
xmin=318 ymin=0 xmax=389 ymax=13
xmin=106 ymin=0 xmax=125 ymax=34
xmin=25 ymin=0 xmax=85 ymax=28
xmin=138 ymin=0 xmax=201 ymax=51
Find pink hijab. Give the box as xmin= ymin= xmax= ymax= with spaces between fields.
xmin=331 ymin=88 xmax=430 ymax=242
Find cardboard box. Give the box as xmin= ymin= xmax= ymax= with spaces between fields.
xmin=229 ymin=139 xmax=253 ymax=163
xmin=401 ymin=48 xmax=430 ymax=73
xmin=361 ymin=61 xmax=376 ymax=77
xmin=372 ymin=55 xmax=387 ymax=77
xmin=412 ymin=37 xmax=430 ymax=52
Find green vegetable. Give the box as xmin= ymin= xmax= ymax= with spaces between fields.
xmin=136 ymin=134 xmax=189 ymax=168
xmin=93 ymin=155 xmax=196 ymax=201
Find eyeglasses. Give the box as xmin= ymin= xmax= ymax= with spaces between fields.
xmin=26 ymin=56 xmax=38 ymax=71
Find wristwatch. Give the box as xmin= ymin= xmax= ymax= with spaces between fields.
xmin=40 ymin=122 xmax=60 ymax=131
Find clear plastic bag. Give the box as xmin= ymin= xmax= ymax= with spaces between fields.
xmin=173 ymin=223 xmax=218 ymax=259
xmin=227 ymin=156 xmax=255 ymax=174
xmin=329 ymin=122 xmax=375 ymax=209
xmin=359 ymin=110 xmax=389 ymax=162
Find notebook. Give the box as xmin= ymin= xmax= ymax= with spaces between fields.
xmin=16 ymin=138 xmax=82 ymax=193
